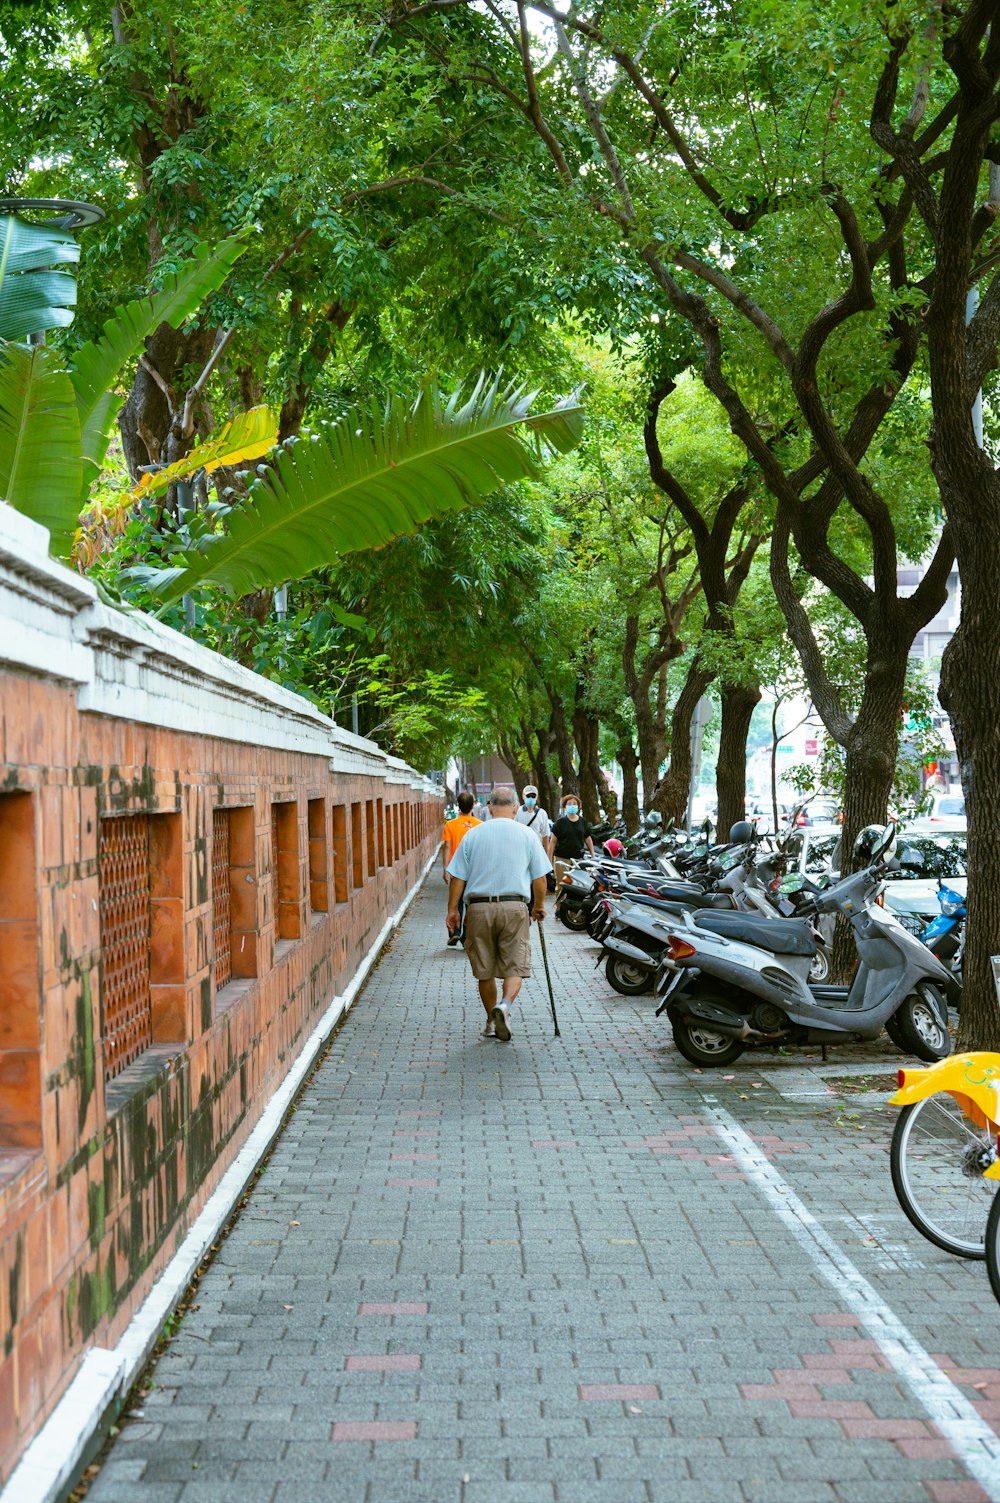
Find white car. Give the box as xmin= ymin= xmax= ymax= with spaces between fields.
xmin=883 ymin=829 xmax=967 ymax=932
xmin=782 ymin=823 xmax=966 ymax=935
xmin=906 ymin=792 xmax=966 ymax=831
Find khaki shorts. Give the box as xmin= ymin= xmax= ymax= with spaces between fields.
xmin=463 ymin=900 xmax=532 ymax=980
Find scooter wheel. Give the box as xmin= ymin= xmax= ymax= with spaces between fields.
xmin=808 ymin=947 xmax=830 ymax=983
xmin=671 ymin=1017 xmax=746 ymax=1067
xmin=889 ymin=987 xmax=952 ymax=1062
xmin=559 ymin=904 xmax=590 ymax=933
xmin=605 ymin=954 xmax=654 ymax=996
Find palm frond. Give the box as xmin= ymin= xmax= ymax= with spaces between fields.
xmin=0 ymin=342 xmax=83 ymax=544
xmin=68 ymin=238 xmax=246 ymax=498
xmin=0 ymin=216 xmax=80 ymax=342
xmin=132 ymin=405 xmax=279 ymax=498
xmin=149 ymin=377 xmax=584 ymax=610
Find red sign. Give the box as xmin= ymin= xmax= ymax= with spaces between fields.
xmin=805 ymin=739 xmax=818 ymax=755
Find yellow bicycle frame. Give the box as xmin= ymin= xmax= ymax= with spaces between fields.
xmin=891 ymin=1053 xmax=1000 ymax=1177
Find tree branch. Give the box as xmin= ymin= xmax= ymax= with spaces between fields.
xmin=769 ymin=510 xmax=854 ymax=745
xmin=670 ymin=250 xmax=795 ymax=373
xmin=905 ymin=526 xmax=955 ymax=635
xmin=551 ymin=15 xmax=634 ymax=218
xmin=516 ymin=1 xmax=574 ymax=185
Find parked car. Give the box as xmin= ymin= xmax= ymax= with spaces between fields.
xmin=787 ymin=823 xmax=842 ymax=876
xmin=883 ymin=831 xmax=967 ymax=932
xmin=796 ymin=797 xmax=842 ymax=826
xmin=746 ymin=799 xmax=792 ymax=833
xmin=925 ymin=792 xmax=966 ymax=824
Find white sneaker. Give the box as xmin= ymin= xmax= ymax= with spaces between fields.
xmin=483 ymin=1017 xmax=495 ymax=1037
xmin=490 ymin=1002 xmax=512 ymax=1042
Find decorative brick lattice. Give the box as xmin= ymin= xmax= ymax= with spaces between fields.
xmin=212 ymin=808 xmax=232 ymax=990
xmin=98 ymin=814 xmax=152 ymax=1079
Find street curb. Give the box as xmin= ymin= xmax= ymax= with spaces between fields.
xmin=0 ymin=850 xmax=440 ymax=1503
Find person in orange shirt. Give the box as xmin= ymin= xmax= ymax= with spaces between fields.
xmin=442 ymin=792 xmax=481 ymax=946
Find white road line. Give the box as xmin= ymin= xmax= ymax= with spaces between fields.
xmin=709 ymin=1102 xmax=1000 ymax=1500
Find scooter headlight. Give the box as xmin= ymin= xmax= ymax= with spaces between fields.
xmin=940 ymin=898 xmax=963 ymax=917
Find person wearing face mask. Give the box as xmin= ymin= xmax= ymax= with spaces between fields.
xmin=547 ymin=791 xmax=596 ymax=887
xmin=515 ymin=784 xmax=552 ymax=846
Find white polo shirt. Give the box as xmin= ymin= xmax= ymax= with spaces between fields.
xmin=516 ymin=805 xmax=552 ymax=842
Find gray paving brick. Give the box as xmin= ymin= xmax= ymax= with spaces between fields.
xmin=80 ymin=878 xmax=998 ymax=1503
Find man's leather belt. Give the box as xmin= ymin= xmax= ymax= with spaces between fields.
xmin=466 ymin=892 xmax=527 ymax=904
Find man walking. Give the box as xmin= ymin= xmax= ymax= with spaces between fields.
xmin=515 ymin=783 xmax=552 ymax=846
xmin=442 ymin=792 xmax=481 ymax=946
xmin=446 ymin=786 xmax=552 ymax=1041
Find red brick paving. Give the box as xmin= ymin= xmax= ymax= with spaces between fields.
xmin=578 ymin=1383 xmax=661 ymax=1402
xmin=344 ymin=1354 xmax=422 ymax=1371
xmin=331 ymin=1421 xmax=418 ymax=1441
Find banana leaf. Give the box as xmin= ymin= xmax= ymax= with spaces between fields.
xmin=132 ymin=405 xmax=279 ymax=498
xmin=0 ymin=215 xmax=80 ymax=342
xmin=69 ymin=238 xmax=246 ymax=501
xmin=147 ymin=377 xmax=584 ymax=610
xmin=0 ymin=342 xmax=83 ymax=544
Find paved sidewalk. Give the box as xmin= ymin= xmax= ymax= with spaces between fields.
xmin=84 ymin=876 xmax=1000 ymax=1503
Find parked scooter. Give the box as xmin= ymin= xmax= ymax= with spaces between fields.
xmin=567 ymin=820 xmax=761 ymax=940
xmin=654 ymin=823 xmax=958 ymax=1067
xmin=554 ymin=832 xmax=700 ymax=931
xmin=595 ymin=826 xmax=830 ymax=995
xmin=921 ymin=881 xmax=965 ymax=981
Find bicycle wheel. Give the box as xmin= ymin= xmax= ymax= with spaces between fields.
xmin=890 ymin=1094 xmax=997 ymax=1259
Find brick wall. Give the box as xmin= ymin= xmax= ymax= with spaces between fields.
xmin=0 ymin=504 xmax=442 ymax=1479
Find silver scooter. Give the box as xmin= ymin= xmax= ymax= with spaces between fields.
xmin=596 ymin=839 xmax=830 ymax=995
xmin=654 ymin=824 xmax=958 ymax=1067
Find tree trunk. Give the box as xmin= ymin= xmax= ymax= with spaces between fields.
xmin=549 ymin=697 xmax=577 ymax=795
xmin=716 ymin=682 xmax=760 ymax=835
xmin=651 ymin=662 xmax=714 ymax=827
xmin=118 ymin=321 xmax=218 ymax=479
xmin=939 ymin=511 xmax=1000 ymax=1050
xmin=622 ymin=613 xmax=672 ymax=809
xmin=498 ymin=736 xmax=527 ymax=799
xmin=525 ymin=721 xmax=557 ymax=817
xmin=572 ymin=696 xmax=603 ymax=824
xmin=594 ymin=761 xmax=618 ymax=823
xmin=278 ymin=303 xmax=352 ymax=441
xmin=633 ymin=693 xmax=664 ymax=811
xmin=829 ymin=630 xmax=911 ymax=980
xmin=618 ymin=740 xmax=641 ymax=834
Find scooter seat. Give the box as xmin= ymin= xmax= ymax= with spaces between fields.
xmin=645 ymin=883 xmax=707 ymax=903
xmin=696 ymin=912 xmax=817 ymax=956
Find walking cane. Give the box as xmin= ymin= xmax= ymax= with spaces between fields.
xmin=537 ymin=917 xmax=561 ymax=1038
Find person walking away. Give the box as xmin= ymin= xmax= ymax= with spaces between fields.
xmin=548 ymin=792 xmax=596 ymax=888
xmin=516 ymin=784 xmax=552 ymax=846
xmin=441 ymin=793 xmax=481 ymax=946
xmin=446 ymin=786 xmax=551 ymax=1041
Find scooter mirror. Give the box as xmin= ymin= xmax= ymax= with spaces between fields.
xmin=778 ymin=872 xmax=806 ymax=894
xmin=717 ymin=847 xmax=745 ymax=871
xmin=873 ymin=822 xmax=898 ymax=863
